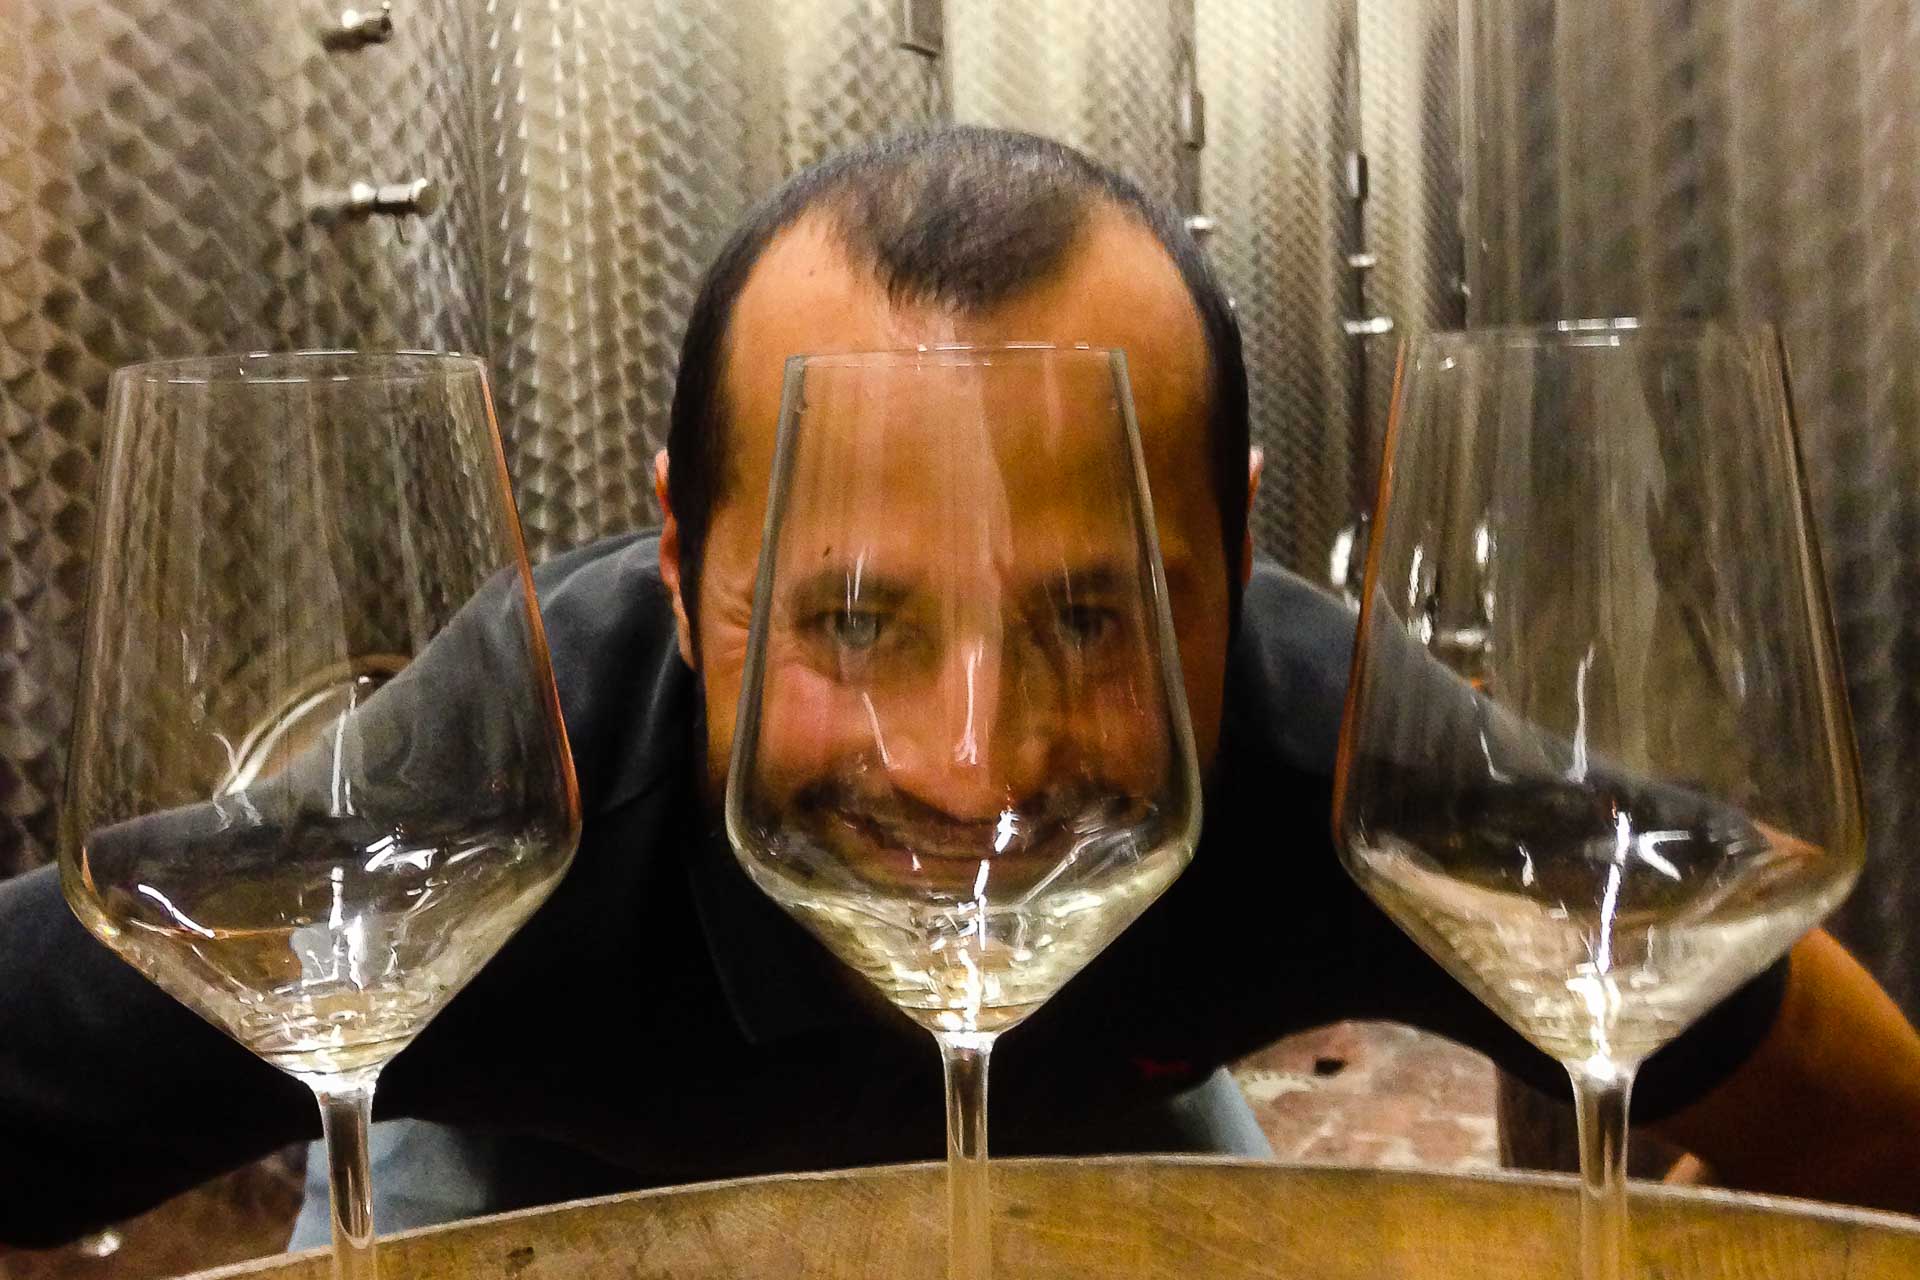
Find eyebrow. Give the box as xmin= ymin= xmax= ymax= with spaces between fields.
xmin=784 ymin=559 xmax=1140 ymax=607
xmin=1042 ymin=563 xmax=1131 ymax=598
xmin=785 ymin=566 xmax=913 ymax=610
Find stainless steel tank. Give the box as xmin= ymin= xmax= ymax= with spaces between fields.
xmin=0 ymin=0 xmax=935 ymax=874
xmin=1462 ymin=0 xmax=1920 ymax=1013
xmin=0 ymin=0 xmax=489 ymax=873
xmin=1194 ymin=0 xmax=1465 ymax=585
xmin=947 ymin=0 xmax=1200 ymax=210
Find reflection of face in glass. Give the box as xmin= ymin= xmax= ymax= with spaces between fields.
xmin=747 ymin=357 xmax=1173 ymax=900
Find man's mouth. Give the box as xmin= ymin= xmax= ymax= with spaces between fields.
xmin=783 ymin=779 xmax=1147 ymax=897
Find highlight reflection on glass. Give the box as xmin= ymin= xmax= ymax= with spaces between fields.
xmin=1334 ymin=321 xmax=1865 ymax=1280
xmin=727 ymin=346 xmax=1201 ymax=1280
xmin=60 ymin=352 xmax=581 ymax=1280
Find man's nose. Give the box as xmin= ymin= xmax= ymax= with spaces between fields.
xmin=881 ymin=636 xmax=1056 ymax=821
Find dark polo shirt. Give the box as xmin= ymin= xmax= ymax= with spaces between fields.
xmin=0 ymin=532 xmax=1785 ymax=1246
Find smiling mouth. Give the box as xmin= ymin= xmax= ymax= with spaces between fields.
xmin=831 ymin=807 xmax=1045 ymax=862
xmin=785 ymin=782 xmax=1149 ymax=898
xmin=813 ymin=813 xmax=1057 ymax=897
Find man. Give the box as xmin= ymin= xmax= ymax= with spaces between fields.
xmin=3 ymin=127 xmax=1918 ymax=1249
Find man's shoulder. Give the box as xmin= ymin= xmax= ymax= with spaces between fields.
xmin=529 ymin=529 xmax=675 ymax=689
xmin=528 ymin=530 xmax=695 ymax=812
xmin=1226 ymin=559 xmax=1358 ymax=779
xmin=530 ymin=528 xmax=666 ymax=603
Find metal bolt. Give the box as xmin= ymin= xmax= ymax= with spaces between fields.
xmin=339 ymin=178 xmax=441 ymax=218
xmin=330 ymin=3 xmax=394 ymax=46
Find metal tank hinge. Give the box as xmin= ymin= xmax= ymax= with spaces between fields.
xmin=895 ymin=0 xmax=943 ymax=58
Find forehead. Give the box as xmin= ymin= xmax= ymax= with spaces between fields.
xmin=715 ymin=207 xmax=1219 ymax=561
xmin=774 ymin=353 xmax=1152 ymax=573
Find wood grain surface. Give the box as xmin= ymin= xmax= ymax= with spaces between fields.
xmin=181 ymin=1157 xmax=1920 ymax=1279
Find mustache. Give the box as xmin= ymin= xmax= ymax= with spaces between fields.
xmin=789 ymin=776 xmax=1147 ymax=862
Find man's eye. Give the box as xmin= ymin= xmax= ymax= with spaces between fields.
xmin=1054 ymin=604 xmax=1120 ymax=648
xmin=823 ymin=608 xmax=886 ymax=651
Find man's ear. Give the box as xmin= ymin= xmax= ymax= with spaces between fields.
xmin=1243 ymin=446 xmax=1264 ymax=587
xmin=655 ymin=449 xmax=697 ymax=668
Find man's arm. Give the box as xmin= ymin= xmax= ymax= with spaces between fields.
xmin=1 ymin=568 xmax=551 ymax=1248
xmin=1233 ymin=566 xmax=1919 ymax=1214
xmin=0 ymin=866 xmax=316 ymax=1247
xmin=1653 ymin=928 xmax=1920 ymax=1216
xmin=1339 ymin=581 xmax=1919 ymax=1210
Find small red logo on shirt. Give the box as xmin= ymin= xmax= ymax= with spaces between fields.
xmin=1131 ymin=1056 xmax=1195 ymax=1082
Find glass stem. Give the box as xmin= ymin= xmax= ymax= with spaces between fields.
xmin=311 ymin=1071 xmax=382 ymax=1280
xmin=1566 ymin=1056 xmax=1636 ymax=1280
xmin=937 ymin=1031 xmax=997 ymax=1280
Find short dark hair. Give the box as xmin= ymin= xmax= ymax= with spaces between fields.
xmin=666 ymin=125 xmax=1250 ymax=646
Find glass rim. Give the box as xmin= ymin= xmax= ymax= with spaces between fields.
xmin=110 ymin=349 xmax=486 ymax=386
xmin=1412 ymin=317 xmax=1778 ymax=350
xmin=784 ymin=342 xmax=1121 ymax=370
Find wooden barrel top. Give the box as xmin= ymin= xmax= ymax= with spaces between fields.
xmin=184 ymin=1156 xmax=1920 ymax=1279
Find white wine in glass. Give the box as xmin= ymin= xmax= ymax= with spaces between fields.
xmin=726 ymin=345 xmax=1201 ymax=1280
xmin=1335 ymin=321 xmax=1865 ymax=1280
xmin=61 ymin=352 xmax=581 ymax=1279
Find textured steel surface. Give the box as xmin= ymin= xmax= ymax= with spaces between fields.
xmin=0 ymin=0 xmax=940 ymax=874
xmin=1462 ymin=0 xmax=1920 ymax=1013
xmin=1355 ymin=0 xmax=1466 ymax=479
xmin=0 ymin=0 xmax=485 ymax=876
xmin=295 ymin=0 xmax=489 ymax=355
xmin=947 ymin=0 xmax=1197 ymax=210
xmin=487 ymin=0 xmax=938 ymax=561
xmin=1194 ymin=0 xmax=1356 ymax=577
xmin=484 ymin=0 xmax=756 ymax=560
xmin=0 ymin=7 xmax=75 ymax=880
xmin=1357 ymin=0 xmax=1465 ymax=336
xmin=773 ymin=0 xmax=943 ymax=173
xmin=1192 ymin=0 xmax=1466 ymax=580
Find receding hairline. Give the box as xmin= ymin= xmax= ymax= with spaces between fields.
xmin=707 ymin=197 xmax=1214 ymax=495
xmin=665 ymin=126 xmax=1252 ymax=644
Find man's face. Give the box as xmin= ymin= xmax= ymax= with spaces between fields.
xmin=669 ymin=207 xmax=1236 ymax=832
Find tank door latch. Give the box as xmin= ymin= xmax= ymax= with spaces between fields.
xmin=896 ymin=0 xmax=943 ymax=58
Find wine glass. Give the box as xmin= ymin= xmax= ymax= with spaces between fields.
xmin=59 ymin=352 xmax=581 ymax=1280
xmin=1334 ymin=320 xmax=1865 ymax=1280
xmin=725 ymin=345 xmax=1201 ymax=1280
